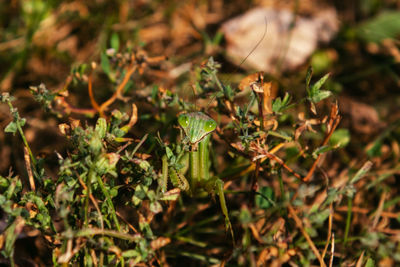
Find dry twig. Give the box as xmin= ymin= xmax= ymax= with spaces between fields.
xmin=288 ymin=203 xmax=326 ymax=267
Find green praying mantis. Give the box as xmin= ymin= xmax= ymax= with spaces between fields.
xmin=160 ymin=112 xmax=234 ymax=240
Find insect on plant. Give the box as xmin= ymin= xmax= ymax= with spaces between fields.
xmin=160 ymin=112 xmax=234 ymax=240
xmin=159 ymin=20 xmax=270 ymax=242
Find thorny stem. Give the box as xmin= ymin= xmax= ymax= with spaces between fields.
xmin=6 ymin=99 xmax=38 ymax=175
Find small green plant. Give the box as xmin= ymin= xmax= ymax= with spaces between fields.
xmin=0 ymin=52 xmax=364 ymax=266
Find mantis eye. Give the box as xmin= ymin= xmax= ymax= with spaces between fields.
xmin=204 ymin=120 xmax=217 ymax=132
xmin=178 ymin=114 xmax=189 ymax=128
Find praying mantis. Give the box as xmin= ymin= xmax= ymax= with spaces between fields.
xmin=161 ymin=112 xmax=234 ymax=240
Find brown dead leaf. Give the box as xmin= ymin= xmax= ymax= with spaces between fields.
xmin=151 ymin=237 xmax=171 ymax=250
xmin=238 ymin=73 xmax=260 ymax=91
xmin=379 ymin=257 xmax=394 ymax=267
xmin=221 ymin=7 xmax=338 ymax=73
xmin=139 ymin=23 xmax=170 ymax=43
xmin=262 ymin=81 xmax=273 ymax=115
xmin=230 ymin=142 xmax=245 ymax=152
xmin=0 ymin=234 xmax=3 ymax=250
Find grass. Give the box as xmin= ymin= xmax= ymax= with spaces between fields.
xmin=1 ymin=1 xmax=400 ymax=266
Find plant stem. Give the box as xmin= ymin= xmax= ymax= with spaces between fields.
xmin=85 ymin=168 xmax=94 ymax=228
xmin=94 ymin=170 xmax=121 ymax=232
xmin=343 ymin=197 xmax=353 ymax=247
xmin=278 ymin=169 xmax=285 ymax=203
xmin=6 ymin=100 xmax=37 ymax=167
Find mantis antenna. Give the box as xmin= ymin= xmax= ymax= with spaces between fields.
xmin=204 ymin=16 xmax=269 ymax=110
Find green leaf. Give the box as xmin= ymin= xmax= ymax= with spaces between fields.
xmin=110 ymin=187 xmax=118 ymax=198
xmin=4 ymin=121 xmax=18 ymax=134
xmin=134 ymin=185 xmax=147 ymax=200
xmin=306 ymin=71 xmax=331 ymax=106
xmin=89 ymin=134 xmax=103 ymax=155
xmin=308 ymin=72 xmax=331 ymax=104
xmin=110 ymin=32 xmax=120 ymax=51
xmin=255 ymin=186 xmax=275 ymax=209
xmin=101 ymin=52 xmax=111 ymax=76
xmin=366 ymin=139 xmax=382 ymax=158
xmin=310 ymin=90 xmax=332 ymax=103
xmin=4 ymin=219 xmax=20 ymax=258
xmin=312 ymin=145 xmax=333 ymax=158
xmin=305 ymin=226 xmax=318 ymax=237
xmin=238 ymin=207 xmax=252 ymax=224
xmin=95 ymin=117 xmax=107 ymax=139
xmin=365 ymin=258 xmax=375 ymax=267
xmin=150 ymin=201 xmax=162 ymax=214
xmin=160 ymin=189 xmax=180 ymax=201
xmin=19 ymin=118 xmax=26 ymax=127
xmin=309 ymin=209 xmax=330 ymax=225
xmin=165 ymin=147 xmax=173 ymax=159
xmin=330 ymin=128 xmax=350 ymax=148
xmin=272 ymin=93 xmax=291 ymax=113
xmin=74 ymin=63 xmax=88 ymax=76
xmin=138 ymin=160 xmax=150 ymax=171
xmin=122 ymin=249 xmax=140 ymax=258
xmin=22 ymin=192 xmax=52 ymax=230
xmin=306 ymin=66 xmax=313 ymax=93
xmin=357 ymin=11 xmax=400 ymax=43
xmin=349 ymin=161 xmax=373 ymax=185
xmin=310 ymin=73 xmax=330 ymax=95
xmin=0 ymin=176 xmax=9 ymax=189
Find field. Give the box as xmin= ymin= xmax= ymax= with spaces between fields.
xmin=1 ymin=1 xmax=400 ymax=266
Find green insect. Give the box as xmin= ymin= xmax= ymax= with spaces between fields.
xmin=161 ymin=112 xmax=234 ymax=239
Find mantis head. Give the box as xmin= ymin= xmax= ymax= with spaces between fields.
xmin=178 ymin=112 xmax=217 ymax=146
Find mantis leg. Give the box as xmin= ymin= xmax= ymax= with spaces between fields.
xmin=161 ymin=154 xmax=189 ymax=192
xmin=160 ymin=155 xmax=169 ymax=193
xmin=190 ymin=134 xmax=211 ymax=191
xmin=205 ymin=177 xmax=234 ymax=241
xmin=169 ymin=167 xmax=189 ymax=192
xmin=196 ymin=135 xmax=234 ymax=240
xmin=189 ymin=149 xmax=199 ymax=190
xmin=198 ymin=134 xmax=210 ymax=181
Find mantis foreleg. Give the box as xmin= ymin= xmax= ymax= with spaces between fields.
xmin=161 ymin=154 xmax=189 ymax=193
xmin=189 ymin=134 xmax=211 ymax=190
xmin=205 ymin=177 xmax=234 ymax=241
xmin=196 ymin=135 xmax=234 ymax=240
xmin=198 ymin=134 xmax=210 ymax=181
